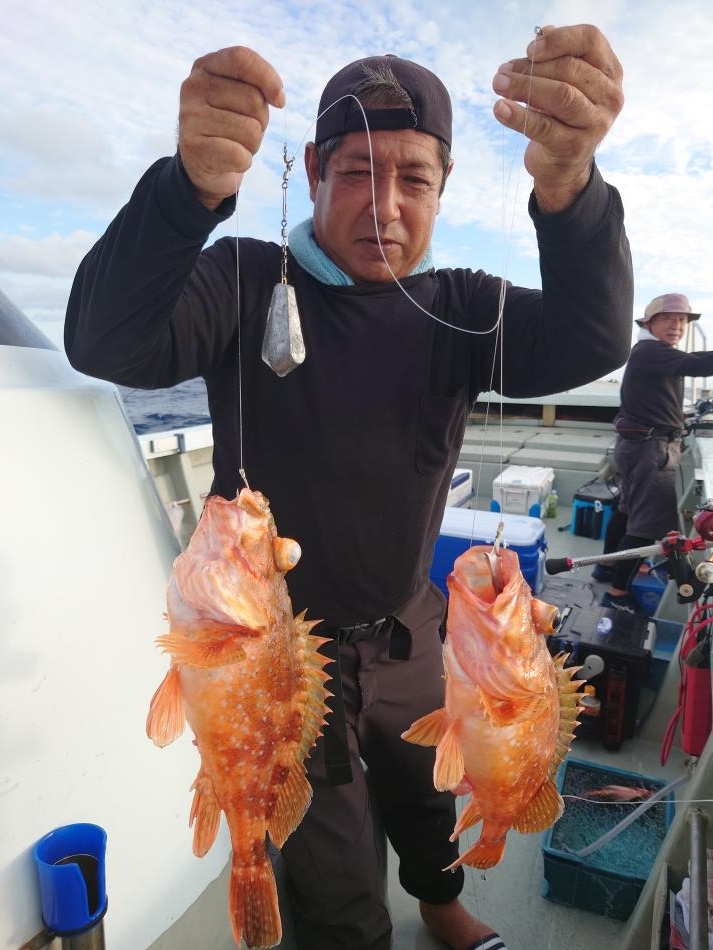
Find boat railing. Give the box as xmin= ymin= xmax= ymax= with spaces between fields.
xmin=686 ymin=321 xmax=708 ymax=402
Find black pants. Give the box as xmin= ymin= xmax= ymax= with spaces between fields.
xmin=281 ymin=605 xmax=463 ymax=949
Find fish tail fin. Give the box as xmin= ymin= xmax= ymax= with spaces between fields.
xmin=445 ymin=822 xmax=507 ymax=870
xmin=189 ymin=768 xmax=222 ymax=857
xmin=146 ymin=666 xmax=185 ymax=747
xmin=401 ymin=707 xmax=450 ymax=747
xmin=228 ymin=857 xmax=281 ymax=950
xmin=513 ymin=776 xmax=564 ymax=833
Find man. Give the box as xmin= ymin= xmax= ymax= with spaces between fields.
xmin=602 ymin=294 xmax=711 ymax=613
xmin=65 ymin=27 xmax=632 ymax=950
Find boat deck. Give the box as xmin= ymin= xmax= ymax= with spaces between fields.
xmin=387 ymin=503 xmax=687 ymax=950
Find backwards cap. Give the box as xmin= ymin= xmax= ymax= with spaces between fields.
xmin=314 ymin=54 xmax=452 ymax=148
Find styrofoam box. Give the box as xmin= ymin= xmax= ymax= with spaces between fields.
xmin=447 ymin=468 xmax=473 ymax=507
xmin=492 ymin=464 xmax=555 ymax=517
xmin=430 ymin=506 xmax=547 ymax=595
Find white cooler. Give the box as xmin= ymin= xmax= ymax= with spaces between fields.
xmin=492 ymin=464 xmax=555 ymax=518
xmin=447 ymin=468 xmax=473 ymax=507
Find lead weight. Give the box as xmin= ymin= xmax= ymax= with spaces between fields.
xmin=261 ymin=283 xmax=306 ymax=377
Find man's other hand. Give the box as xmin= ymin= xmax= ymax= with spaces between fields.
xmin=178 ymin=46 xmax=285 ymax=210
xmin=492 ymin=24 xmax=624 ymax=212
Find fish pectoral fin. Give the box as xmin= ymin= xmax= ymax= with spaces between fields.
xmin=434 ymin=723 xmax=465 ymax=792
xmin=189 ymin=768 xmax=222 ymax=857
xmin=156 ymin=631 xmax=247 ymax=667
xmin=513 ymin=777 xmax=564 ymax=834
xmin=267 ymin=762 xmax=312 ymax=849
xmin=146 ymin=666 xmax=186 ymax=747
xmin=444 ymin=822 xmax=507 ymax=870
xmin=450 ymin=796 xmax=482 ymax=841
xmin=401 ymin=707 xmax=450 ymax=747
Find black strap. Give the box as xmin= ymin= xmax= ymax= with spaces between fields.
xmin=321 ymin=617 xmax=412 ymax=786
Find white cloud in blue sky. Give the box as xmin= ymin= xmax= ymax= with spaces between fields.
xmin=1 ymin=0 xmax=712 ymax=348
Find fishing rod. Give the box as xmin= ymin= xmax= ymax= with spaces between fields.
xmin=545 ymin=501 xmax=713 ymax=605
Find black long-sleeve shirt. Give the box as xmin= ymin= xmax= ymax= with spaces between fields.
xmin=617 ymin=338 xmax=713 ymax=432
xmin=65 ymin=155 xmax=633 ymax=625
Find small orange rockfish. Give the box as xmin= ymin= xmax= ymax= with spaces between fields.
xmin=403 ymin=546 xmax=581 ymax=869
xmin=146 ymin=488 xmax=330 ymax=949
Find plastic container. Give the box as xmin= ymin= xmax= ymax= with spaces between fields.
xmin=491 ymin=465 xmax=555 ymax=518
xmin=447 ymin=468 xmax=473 ymax=507
xmin=630 ymin=565 xmax=667 ymax=615
xmin=545 ymin=490 xmax=559 ymax=519
xmin=430 ymin=506 xmax=546 ymax=595
xmin=542 ymin=759 xmax=675 ymax=920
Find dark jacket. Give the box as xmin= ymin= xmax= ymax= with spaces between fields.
xmin=65 ymin=155 xmax=633 ymax=624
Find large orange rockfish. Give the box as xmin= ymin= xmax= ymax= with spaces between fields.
xmin=403 ymin=545 xmax=581 ymax=869
xmin=146 ymin=488 xmax=330 ymax=949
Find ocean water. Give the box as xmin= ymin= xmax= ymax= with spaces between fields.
xmin=118 ymin=378 xmax=210 ymax=434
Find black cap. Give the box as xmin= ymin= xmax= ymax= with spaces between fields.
xmin=315 ymin=54 xmax=452 ymax=148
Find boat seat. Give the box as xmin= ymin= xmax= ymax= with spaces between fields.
xmin=509 ymin=447 xmax=608 ymax=472
xmin=461 ymin=426 xmax=531 ymax=448
xmin=524 ymin=430 xmax=615 ymax=454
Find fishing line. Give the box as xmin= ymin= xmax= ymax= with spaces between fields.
xmin=468 ymin=27 xmax=541 ymax=536
xmin=563 ymin=796 xmax=713 ymax=807
xmin=235 ymin=184 xmax=249 ymax=489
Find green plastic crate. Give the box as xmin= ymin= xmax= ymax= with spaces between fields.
xmin=542 ymin=758 xmax=675 ymax=920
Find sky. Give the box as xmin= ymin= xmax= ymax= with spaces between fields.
xmin=1 ymin=0 xmax=712 ymax=362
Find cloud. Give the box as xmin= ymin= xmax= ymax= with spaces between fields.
xmin=1 ymin=0 xmax=711 ymax=337
xmin=0 ymin=231 xmax=97 ymax=278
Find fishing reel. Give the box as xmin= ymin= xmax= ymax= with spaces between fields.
xmin=693 ymin=500 xmax=713 ymax=587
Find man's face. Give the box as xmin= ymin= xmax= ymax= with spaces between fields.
xmin=305 ymin=129 xmax=450 ymax=283
xmin=648 ymin=312 xmax=688 ymax=346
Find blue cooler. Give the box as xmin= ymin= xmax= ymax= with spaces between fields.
xmin=430 ymin=506 xmax=547 ymax=595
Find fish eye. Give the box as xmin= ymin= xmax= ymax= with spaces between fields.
xmin=273 ymin=537 xmax=301 ymax=572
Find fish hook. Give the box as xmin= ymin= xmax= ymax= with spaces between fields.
xmin=483 ymin=521 xmax=506 ymax=592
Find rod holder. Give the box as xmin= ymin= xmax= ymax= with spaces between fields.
xmin=33 ymin=823 xmax=107 ymax=949
xmin=687 ymin=808 xmax=709 ymax=950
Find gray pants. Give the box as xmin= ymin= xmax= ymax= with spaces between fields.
xmin=613 ymin=436 xmax=681 ymax=539
xmin=281 ymin=587 xmax=462 ymax=950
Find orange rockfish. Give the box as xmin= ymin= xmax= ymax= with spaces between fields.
xmin=403 ymin=545 xmax=581 ymax=869
xmin=146 ymin=488 xmax=330 ymax=949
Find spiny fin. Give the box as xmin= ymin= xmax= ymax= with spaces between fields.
xmin=293 ymin=616 xmax=331 ymax=762
xmin=445 ymin=822 xmax=506 ymax=870
xmin=513 ymin=776 xmax=564 ymax=833
xmin=549 ymin=659 xmax=584 ymax=773
xmin=189 ymin=768 xmax=221 ymax=857
xmin=146 ymin=666 xmax=185 ymax=747
xmin=228 ymin=858 xmax=281 ymax=950
xmin=450 ymin=796 xmax=483 ymax=841
xmin=267 ymin=762 xmax=312 ymax=849
xmin=434 ymin=723 xmax=465 ymax=792
xmin=401 ymin=707 xmax=450 ymax=747
xmin=156 ymin=630 xmax=246 ymax=667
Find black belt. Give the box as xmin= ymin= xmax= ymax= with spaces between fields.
xmin=617 ymin=427 xmax=683 ymax=443
xmin=320 ymin=616 xmax=412 ymax=786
